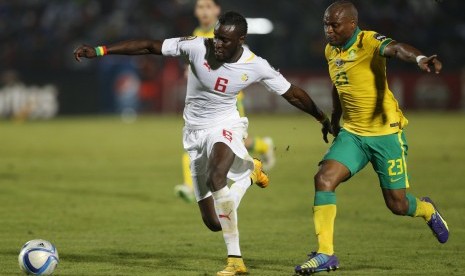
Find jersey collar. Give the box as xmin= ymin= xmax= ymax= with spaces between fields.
xmin=236 ymin=46 xmax=250 ymax=63
xmin=341 ymin=27 xmax=361 ymax=51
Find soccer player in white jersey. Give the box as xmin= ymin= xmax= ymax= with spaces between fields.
xmin=74 ymin=11 xmax=332 ymax=275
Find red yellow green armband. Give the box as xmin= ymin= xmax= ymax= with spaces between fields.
xmin=94 ymin=46 xmax=107 ymax=57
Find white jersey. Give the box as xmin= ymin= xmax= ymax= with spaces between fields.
xmin=162 ymin=37 xmax=291 ymax=129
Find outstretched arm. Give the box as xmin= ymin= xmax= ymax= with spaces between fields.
xmin=383 ymin=41 xmax=442 ymax=74
xmin=281 ymin=84 xmax=332 ymax=143
xmin=74 ymin=39 xmax=163 ymax=62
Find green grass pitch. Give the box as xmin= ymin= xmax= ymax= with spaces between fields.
xmin=0 ymin=113 xmax=464 ymax=275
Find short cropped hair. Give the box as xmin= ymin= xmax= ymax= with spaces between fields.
xmin=218 ymin=11 xmax=248 ymax=36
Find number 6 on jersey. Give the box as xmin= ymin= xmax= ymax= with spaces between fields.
xmin=214 ymin=77 xmax=229 ymax=93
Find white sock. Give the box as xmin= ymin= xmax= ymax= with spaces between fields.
xmin=230 ymin=177 xmax=252 ymax=208
xmin=213 ymin=186 xmax=241 ymax=256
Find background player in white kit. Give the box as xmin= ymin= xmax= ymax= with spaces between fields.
xmin=74 ymin=11 xmax=332 ymax=275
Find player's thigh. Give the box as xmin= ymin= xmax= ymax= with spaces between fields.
xmin=321 ymin=128 xmax=370 ymax=180
xmin=206 ymin=119 xmax=254 ymax=183
xmin=369 ymin=131 xmax=409 ymax=190
xmin=207 ymin=142 xmax=236 ymax=185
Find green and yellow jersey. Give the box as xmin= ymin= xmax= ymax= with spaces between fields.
xmin=193 ymin=24 xmax=246 ymax=117
xmin=325 ymin=27 xmax=407 ymax=136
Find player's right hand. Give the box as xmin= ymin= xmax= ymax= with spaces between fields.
xmin=331 ymin=121 xmax=341 ymax=137
xmin=331 ymin=124 xmax=341 ymax=137
xmin=74 ymin=45 xmax=97 ymax=62
xmin=320 ymin=117 xmax=333 ymax=143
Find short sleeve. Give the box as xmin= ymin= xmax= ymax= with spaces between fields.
xmin=161 ymin=36 xmax=201 ymax=57
xmin=365 ymin=32 xmax=394 ymax=57
xmin=259 ymin=59 xmax=291 ymax=95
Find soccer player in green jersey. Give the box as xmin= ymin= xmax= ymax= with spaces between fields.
xmin=295 ymin=1 xmax=449 ymax=274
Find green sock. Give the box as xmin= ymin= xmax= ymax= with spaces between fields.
xmin=406 ymin=193 xmax=417 ymax=216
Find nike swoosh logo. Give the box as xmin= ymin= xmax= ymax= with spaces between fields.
xmin=390 ymin=177 xmax=402 ymax=182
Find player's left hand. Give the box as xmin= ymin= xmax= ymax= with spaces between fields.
xmin=320 ymin=117 xmax=333 ymax=143
xmin=418 ymin=55 xmax=442 ymax=74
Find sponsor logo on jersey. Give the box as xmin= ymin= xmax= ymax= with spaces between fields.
xmin=203 ymin=61 xmax=211 ymax=72
xmin=241 ymin=73 xmax=248 ymax=82
xmin=374 ymin=33 xmax=387 ymax=41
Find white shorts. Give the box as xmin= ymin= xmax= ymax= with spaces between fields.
xmin=183 ymin=117 xmax=254 ymax=202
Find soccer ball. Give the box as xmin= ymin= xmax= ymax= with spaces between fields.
xmin=18 ymin=239 xmax=59 ymax=275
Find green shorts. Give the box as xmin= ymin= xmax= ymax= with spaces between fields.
xmin=322 ymin=128 xmax=409 ymax=189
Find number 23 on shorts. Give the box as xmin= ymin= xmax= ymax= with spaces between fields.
xmin=387 ymin=158 xmax=404 ymax=176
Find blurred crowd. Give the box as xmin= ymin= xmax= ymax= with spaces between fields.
xmin=1 ymin=0 xmax=464 ymax=72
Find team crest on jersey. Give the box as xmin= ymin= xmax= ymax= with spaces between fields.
xmin=347 ymin=49 xmax=357 ymax=60
xmin=180 ymin=36 xmax=196 ymax=41
xmin=335 ymin=58 xmax=344 ymax=67
xmin=374 ymin=33 xmax=387 ymax=41
xmin=241 ymin=73 xmax=249 ymax=82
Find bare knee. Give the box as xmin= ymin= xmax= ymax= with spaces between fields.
xmin=314 ymin=160 xmax=349 ymax=191
xmin=207 ymin=143 xmax=234 ymax=191
xmin=385 ymin=198 xmax=408 ymax=215
xmin=314 ymin=171 xmax=338 ymax=191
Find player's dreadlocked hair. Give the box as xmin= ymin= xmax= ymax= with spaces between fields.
xmin=218 ymin=11 xmax=248 ymax=36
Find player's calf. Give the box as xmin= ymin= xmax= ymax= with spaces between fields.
xmin=385 ymin=198 xmax=409 ymax=215
xmin=198 ymin=197 xmax=222 ymax=232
